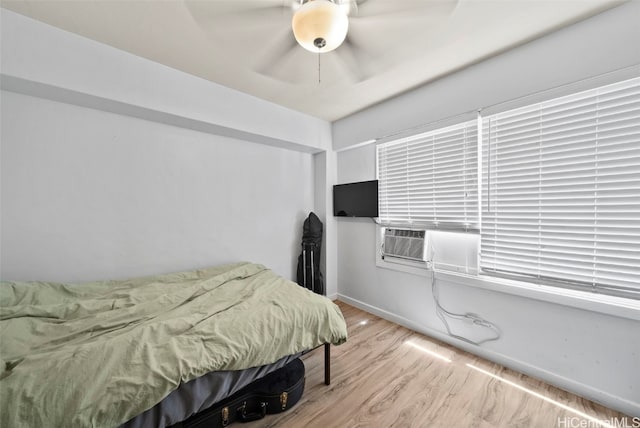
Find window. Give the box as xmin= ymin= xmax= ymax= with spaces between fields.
xmin=374 ymin=75 xmax=639 ymax=299
xmin=481 ymin=77 xmax=640 ymax=298
xmin=377 ymin=120 xmax=478 ymax=231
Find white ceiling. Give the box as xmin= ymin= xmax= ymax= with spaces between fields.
xmin=0 ymin=0 xmax=624 ymax=121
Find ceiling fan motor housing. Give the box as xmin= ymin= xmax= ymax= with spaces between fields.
xmin=292 ymin=0 xmax=349 ymax=53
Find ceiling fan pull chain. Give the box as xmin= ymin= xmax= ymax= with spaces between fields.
xmin=318 ymin=51 xmax=321 ymax=84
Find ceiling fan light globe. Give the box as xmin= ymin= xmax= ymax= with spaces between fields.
xmin=292 ymin=0 xmax=348 ymax=53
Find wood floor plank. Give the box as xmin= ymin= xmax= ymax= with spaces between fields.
xmin=243 ymin=301 xmax=631 ymax=427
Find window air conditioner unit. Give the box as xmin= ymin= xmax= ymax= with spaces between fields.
xmin=382 ymin=228 xmax=427 ymax=262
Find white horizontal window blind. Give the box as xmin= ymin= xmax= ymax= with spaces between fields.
xmin=377 ymin=120 xmax=478 ymax=231
xmin=481 ymin=77 xmax=640 ymax=299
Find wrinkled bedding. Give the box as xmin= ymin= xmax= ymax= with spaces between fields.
xmin=0 ymin=262 xmax=347 ymax=427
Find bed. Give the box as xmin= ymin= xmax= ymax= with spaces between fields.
xmin=0 ymin=262 xmax=348 ymax=427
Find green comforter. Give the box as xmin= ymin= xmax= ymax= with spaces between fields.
xmin=0 ymin=262 xmax=347 ymax=427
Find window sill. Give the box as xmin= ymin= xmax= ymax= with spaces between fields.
xmin=375 ymin=253 xmax=640 ymax=320
xmin=434 ymin=269 xmax=640 ymax=322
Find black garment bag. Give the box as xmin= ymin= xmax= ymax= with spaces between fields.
xmin=296 ymin=212 xmax=324 ymax=295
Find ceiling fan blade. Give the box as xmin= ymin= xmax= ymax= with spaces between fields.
xmin=254 ymin=29 xmax=300 ymax=76
xmin=334 ymin=35 xmax=373 ymax=82
xmin=354 ymin=0 xmax=458 ymax=19
xmin=335 ymin=0 xmax=359 ymax=16
xmin=184 ymin=1 xmax=290 ymax=27
xmin=345 ymin=4 xmax=453 ymax=58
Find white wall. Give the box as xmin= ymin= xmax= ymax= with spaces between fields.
xmin=0 ymin=90 xmax=313 ymax=282
xmin=313 ymin=151 xmax=338 ymax=299
xmin=333 ymin=1 xmax=640 ymax=417
xmin=1 ymin=9 xmax=335 ymax=286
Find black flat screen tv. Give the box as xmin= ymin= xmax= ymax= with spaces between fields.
xmin=333 ymin=180 xmax=379 ymax=217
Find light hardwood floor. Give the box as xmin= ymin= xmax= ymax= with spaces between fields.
xmin=245 ymin=301 xmax=631 ymax=428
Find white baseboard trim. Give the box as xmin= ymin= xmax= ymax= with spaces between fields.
xmin=327 ymin=293 xmax=338 ymax=301
xmin=337 ymin=293 xmax=640 ymax=417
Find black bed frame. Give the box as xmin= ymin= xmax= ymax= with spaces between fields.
xmin=304 ymin=343 xmax=331 ymax=385
xmin=324 ymin=343 xmax=331 ymax=385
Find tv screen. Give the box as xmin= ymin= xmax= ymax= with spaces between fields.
xmin=333 ymin=180 xmax=379 ymax=217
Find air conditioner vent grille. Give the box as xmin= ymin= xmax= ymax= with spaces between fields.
xmin=383 ymin=228 xmax=426 ymax=261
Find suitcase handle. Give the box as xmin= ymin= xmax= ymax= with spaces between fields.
xmin=237 ymin=401 xmax=267 ymax=422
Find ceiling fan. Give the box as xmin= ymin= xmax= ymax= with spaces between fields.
xmin=184 ymin=0 xmax=458 ymax=83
